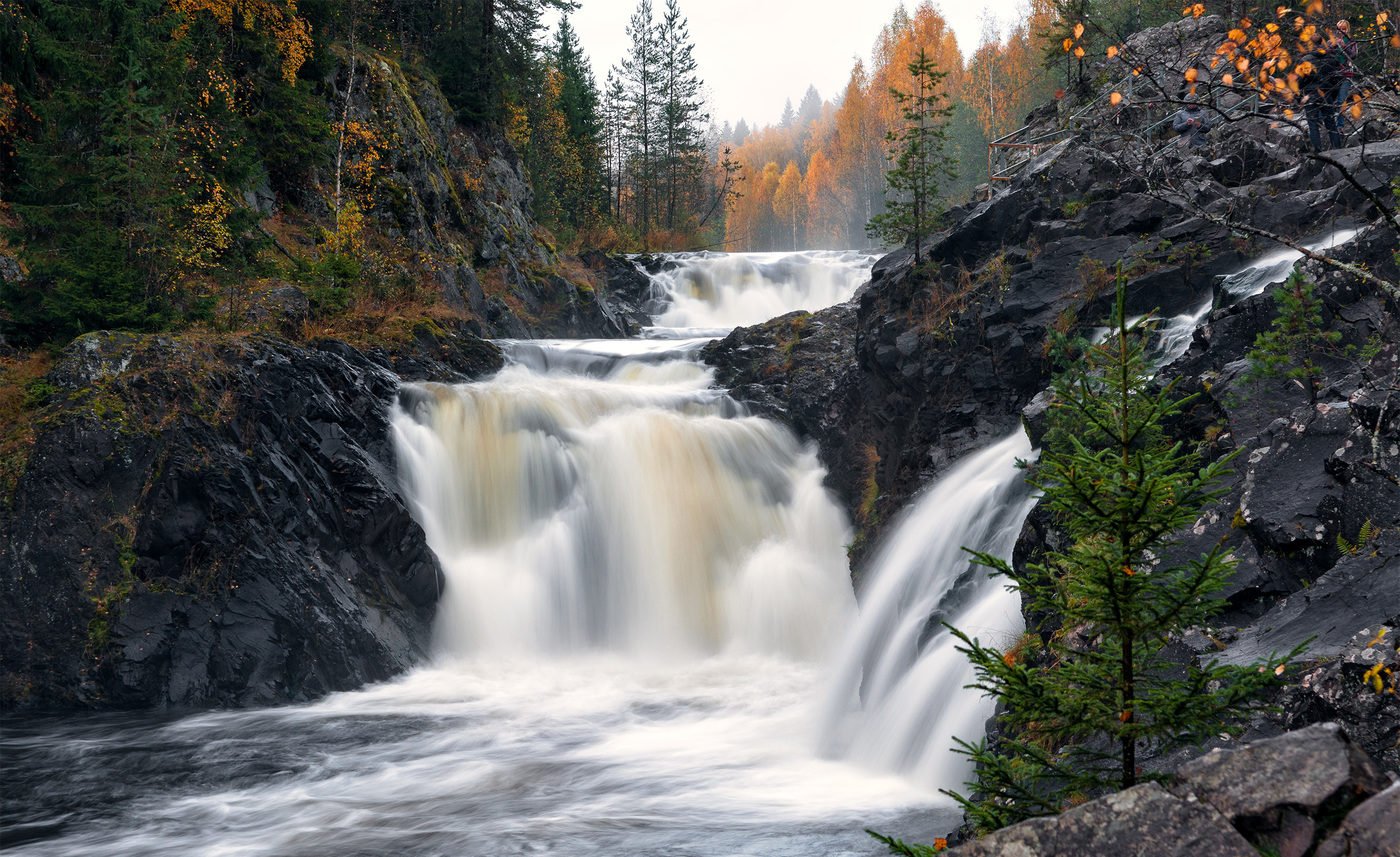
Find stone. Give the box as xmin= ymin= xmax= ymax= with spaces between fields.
xmin=948 ymin=782 xmax=1256 ymax=856
xmin=1314 ymin=782 xmax=1400 ymax=857
xmin=1173 ymin=723 xmax=1389 ymax=825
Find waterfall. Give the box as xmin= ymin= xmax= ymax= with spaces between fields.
xmin=390 ymin=345 xmax=856 ymax=661
xmin=817 ymin=432 xmax=1038 ymax=788
xmin=1155 ymin=227 xmax=1361 ymax=363
xmin=645 ymin=250 xmax=878 ymax=333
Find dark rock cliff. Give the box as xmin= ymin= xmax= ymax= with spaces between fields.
xmin=0 ymin=325 xmax=501 ymax=709
xmin=705 ymin=62 xmax=1400 ymax=773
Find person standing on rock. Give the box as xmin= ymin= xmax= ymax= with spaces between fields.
xmin=1300 ymin=33 xmax=1345 ymax=151
xmin=1333 ymin=20 xmax=1359 ymax=128
xmin=1171 ymin=98 xmax=1212 ymax=150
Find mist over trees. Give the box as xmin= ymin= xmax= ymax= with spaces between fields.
xmin=721 ymin=1 xmax=1062 ymax=252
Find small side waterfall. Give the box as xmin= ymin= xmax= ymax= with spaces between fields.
xmin=390 ymin=346 xmax=856 ymax=660
xmin=1155 ymin=227 xmax=1361 ymax=363
xmin=814 ymin=228 xmax=1364 ymax=789
xmin=817 ymin=433 xmax=1038 ymax=788
xmin=646 ymin=250 xmax=878 ymax=332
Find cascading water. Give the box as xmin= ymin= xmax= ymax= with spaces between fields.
xmin=1155 ymin=227 xmax=1361 ymax=362
xmin=389 ymin=348 xmax=856 ymax=660
xmin=817 ymin=433 xmax=1038 ymax=788
xmin=5 ymin=234 xmax=1353 ymax=855
xmin=645 ymin=250 xmax=879 ymax=333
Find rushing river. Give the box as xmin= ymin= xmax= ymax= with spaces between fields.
xmin=3 ymin=240 xmax=1341 ymax=856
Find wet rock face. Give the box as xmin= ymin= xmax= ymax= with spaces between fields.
xmin=950 ymin=724 xmax=1395 ymax=857
xmin=0 ymin=329 xmax=503 ymax=709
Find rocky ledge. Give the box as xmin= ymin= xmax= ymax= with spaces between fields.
xmin=0 ymin=324 xmax=501 ymax=709
xmin=950 ymin=723 xmax=1397 ymax=857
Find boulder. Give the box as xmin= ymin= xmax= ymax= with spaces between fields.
xmin=948 ymin=782 xmax=1256 ymax=856
xmin=1172 ymin=723 xmax=1389 ymax=825
xmin=1315 ymin=781 xmax=1400 ymax=857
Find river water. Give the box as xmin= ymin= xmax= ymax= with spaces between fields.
xmin=3 ymin=240 xmax=1340 ymax=856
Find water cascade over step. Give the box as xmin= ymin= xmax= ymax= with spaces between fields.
xmin=818 ymin=433 xmax=1039 ymax=788
xmin=391 ymin=341 xmax=856 ymax=660
xmin=644 ymin=250 xmax=879 ymax=334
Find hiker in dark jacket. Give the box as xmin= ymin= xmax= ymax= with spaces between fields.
xmin=1301 ymin=35 xmax=1344 ymax=151
xmin=1334 ymin=20 xmax=1359 ymax=115
xmin=1172 ymin=99 xmax=1212 ymax=149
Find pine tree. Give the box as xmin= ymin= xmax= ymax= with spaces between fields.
xmin=865 ymin=47 xmax=955 ymax=261
xmin=658 ymin=0 xmax=706 ymax=231
xmin=1244 ymin=272 xmax=1356 ymax=406
xmin=620 ymin=0 xmax=661 ymax=237
xmin=947 ymin=281 xmax=1302 ymax=832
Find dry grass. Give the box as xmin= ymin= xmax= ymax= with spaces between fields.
xmin=0 ymin=350 xmax=54 ymax=501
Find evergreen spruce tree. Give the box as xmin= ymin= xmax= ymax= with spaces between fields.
xmin=620 ymin=0 xmax=662 ymax=238
xmin=865 ymin=47 xmax=955 ymax=262
xmin=658 ymin=0 xmax=707 ymax=231
xmin=1244 ymin=272 xmax=1365 ymax=406
xmin=947 ymin=281 xmax=1301 ymax=832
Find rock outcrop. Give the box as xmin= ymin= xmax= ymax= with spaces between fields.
xmin=949 ymin=724 xmax=1396 ymax=857
xmin=0 ymin=325 xmax=501 ymax=709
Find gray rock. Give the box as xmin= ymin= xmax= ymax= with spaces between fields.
xmin=1315 ymin=781 xmax=1400 ymax=857
xmin=948 ymin=782 xmax=1256 ymax=856
xmin=1173 ymin=723 xmax=1389 ymax=824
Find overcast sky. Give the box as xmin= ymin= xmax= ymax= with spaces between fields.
xmin=549 ymin=0 xmax=1027 ymax=129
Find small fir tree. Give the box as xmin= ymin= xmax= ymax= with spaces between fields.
xmin=866 ymin=46 xmax=956 ymax=262
xmin=1244 ymin=272 xmax=1365 ymax=405
xmin=945 ymin=280 xmax=1300 ymax=832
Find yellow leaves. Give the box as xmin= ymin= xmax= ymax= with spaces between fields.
xmin=1274 ymin=663 xmax=1286 ymax=676
xmin=168 ymin=0 xmax=312 ymax=83
xmin=1392 ymin=34 xmax=1400 ymax=49
xmin=1236 ymin=55 xmax=1251 ymax=73
xmin=1265 ymin=22 xmax=1280 ymax=33
xmin=1305 ymin=0 xmax=1323 ymax=15
xmin=1182 ymin=3 xmax=1204 ymax=16
xmin=1121 ymin=565 xmax=1135 ymax=576
xmin=1184 ymin=67 xmax=1199 ymax=83
xmin=1063 ymin=37 xmax=1075 ymax=52
xmin=1109 ymin=91 xmax=1123 ymax=106
xmin=1132 ymin=66 xmax=1142 ymax=76
xmin=1228 ymin=27 xmax=1247 ymax=41
xmin=1299 ymin=24 xmax=1316 ymax=44
xmin=1350 ymin=97 xmax=1364 ymax=120
xmin=1283 ymin=107 xmax=1295 ymax=118
xmin=1074 ymin=46 xmax=1086 ymax=58
xmin=1275 ymin=4 xmax=1287 ymax=17
xmin=1295 ymin=60 xmax=1314 ymax=76
xmin=1222 ymin=72 xmax=1235 ymax=86
xmin=933 ymin=838 xmax=949 ymax=852
xmin=0 ymin=82 xmax=17 ymax=139
xmin=1379 ymin=11 xmax=1391 ymax=25
xmin=1106 ymin=45 xmax=1119 ymax=58
xmin=1073 ymin=21 xmax=1085 ymax=38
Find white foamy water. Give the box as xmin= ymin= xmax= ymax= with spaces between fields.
xmin=646 ymin=250 xmax=878 ymax=331
xmin=818 ymin=433 xmax=1038 ymax=788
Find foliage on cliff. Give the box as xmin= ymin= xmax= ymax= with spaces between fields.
xmin=0 ymin=0 xmax=629 ymax=347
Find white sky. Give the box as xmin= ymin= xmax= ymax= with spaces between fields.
xmin=550 ymin=0 xmax=1027 ymax=129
